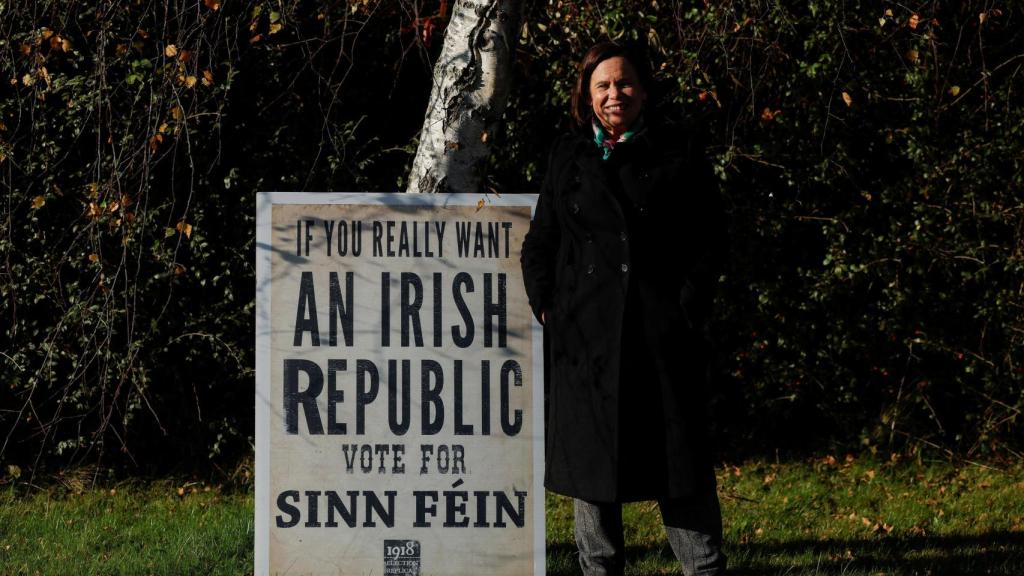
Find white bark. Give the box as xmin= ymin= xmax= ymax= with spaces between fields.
xmin=406 ymin=0 xmax=523 ymax=194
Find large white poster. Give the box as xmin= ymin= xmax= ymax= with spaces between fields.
xmin=255 ymin=193 xmax=543 ymax=575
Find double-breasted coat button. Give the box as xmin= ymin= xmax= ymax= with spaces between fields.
xmin=586 ymin=264 xmax=595 ymax=275
xmin=620 ymin=263 xmax=629 ymax=273
xmin=571 ymin=202 xmax=580 ymax=214
xmin=620 ymin=232 xmax=628 ymax=242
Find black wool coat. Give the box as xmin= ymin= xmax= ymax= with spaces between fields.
xmin=520 ymin=125 xmax=726 ymax=503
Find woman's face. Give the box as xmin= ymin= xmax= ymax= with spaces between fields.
xmin=588 ymin=56 xmax=646 ymax=137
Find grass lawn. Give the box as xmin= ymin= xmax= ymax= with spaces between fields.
xmin=1 ymin=455 xmax=1022 ymax=575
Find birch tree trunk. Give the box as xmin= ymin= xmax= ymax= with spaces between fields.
xmin=406 ymin=0 xmax=523 ymax=194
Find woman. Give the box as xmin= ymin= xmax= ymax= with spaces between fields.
xmin=520 ymin=41 xmax=727 ymax=576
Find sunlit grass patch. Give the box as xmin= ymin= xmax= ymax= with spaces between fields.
xmin=1 ymin=456 xmax=1022 ymax=575
xmin=0 ymin=481 xmax=252 ymax=576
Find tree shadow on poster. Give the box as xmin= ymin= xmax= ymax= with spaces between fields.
xmin=547 ymin=531 xmax=1024 ymax=575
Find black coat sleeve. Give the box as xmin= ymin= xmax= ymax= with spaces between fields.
xmin=520 ymin=139 xmax=565 ymax=324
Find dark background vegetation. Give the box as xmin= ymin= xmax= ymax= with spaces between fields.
xmin=1 ymin=0 xmax=1022 ymax=477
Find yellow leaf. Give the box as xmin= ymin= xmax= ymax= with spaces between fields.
xmin=171 ymin=106 xmax=183 ymax=120
xmin=475 ymin=199 xmax=485 ymax=212
xmin=178 ymin=49 xmax=191 ymax=63
xmin=841 ymin=91 xmax=853 ymax=107
xmin=165 ymin=227 xmax=176 ymax=238
xmin=269 ymin=22 xmax=283 ymax=35
xmin=884 ymin=9 xmax=893 ymax=17
xmin=204 ymin=0 xmax=221 ymax=10
xmin=88 ymin=253 xmax=99 ymax=263
xmin=909 ymin=14 xmax=920 ymax=29
xmin=176 ymin=221 xmax=193 ymax=238
xmin=184 ymin=75 xmax=197 ymax=88
xmin=158 ymin=122 xmax=169 ymax=134
xmin=31 ymin=195 xmax=46 ymax=209
xmin=177 ymin=487 xmax=185 ymax=496
xmin=87 ymin=202 xmax=102 ymax=218
xmin=906 ymin=49 xmax=919 ymax=63
xmin=164 ymin=44 xmax=178 ymax=58
xmin=21 ymin=73 xmax=34 ymax=87
xmin=6 ymin=465 xmax=20 ymax=479
xmin=40 ymin=29 xmax=54 ymax=41
xmin=948 ymin=85 xmax=960 ymax=97
xmin=62 ymin=38 xmax=73 ymax=52
xmin=878 ymin=17 xmax=886 ymax=27
xmin=249 ymin=34 xmax=263 ymax=44
xmin=109 ymin=201 xmax=120 ymax=213
xmin=480 ymin=131 xmax=489 ymax=143
xmin=202 ymin=70 xmax=214 ymax=86
xmin=978 ymin=12 xmax=986 ymax=24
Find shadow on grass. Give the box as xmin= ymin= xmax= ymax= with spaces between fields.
xmin=548 ymin=531 xmax=1024 ymax=575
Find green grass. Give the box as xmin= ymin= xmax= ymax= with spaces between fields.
xmin=0 ymin=481 xmax=252 ymax=575
xmin=546 ymin=455 xmax=1024 ymax=575
xmin=2 ymin=456 xmax=1023 ymax=575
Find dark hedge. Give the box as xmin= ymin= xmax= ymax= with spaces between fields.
xmin=1 ymin=0 xmax=1021 ymax=475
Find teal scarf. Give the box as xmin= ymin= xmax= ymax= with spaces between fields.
xmin=592 ymin=116 xmax=646 ymax=160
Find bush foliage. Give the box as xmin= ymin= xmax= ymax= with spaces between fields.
xmin=2 ymin=0 xmax=1022 ymax=473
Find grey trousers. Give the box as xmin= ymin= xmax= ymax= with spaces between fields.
xmin=573 ymin=492 xmax=726 ymax=576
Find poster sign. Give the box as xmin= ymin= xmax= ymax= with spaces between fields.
xmin=255 ymin=192 xmax=543 ymax=575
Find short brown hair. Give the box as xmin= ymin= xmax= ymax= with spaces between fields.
xmin=571 ymin=41 xmax=654 ymax=129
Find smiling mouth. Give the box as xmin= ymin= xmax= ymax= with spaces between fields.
xmin=604 ymin=105 xmax=626 ymax=113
